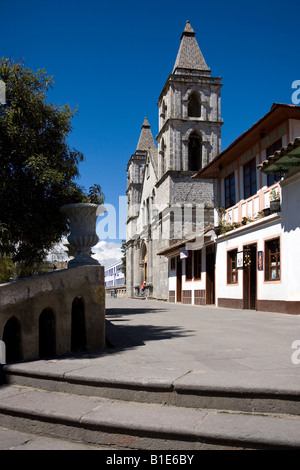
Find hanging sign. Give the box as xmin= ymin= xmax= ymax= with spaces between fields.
xmin=237 ymin=251 xmax=244 ymax=269
xmin=258 ymin=251 xmax=263 ymax=270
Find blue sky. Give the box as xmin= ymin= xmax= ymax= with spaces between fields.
xmin=1 ymin=0 xmax=300 ymax=265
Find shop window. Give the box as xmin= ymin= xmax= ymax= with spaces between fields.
xmin=194 ymin=250 xmax=202 ymax=279
xmin=227 ymin=249 xmax=238 ymax=284
xmin=265 ymin=238 xmax=280 ymax=281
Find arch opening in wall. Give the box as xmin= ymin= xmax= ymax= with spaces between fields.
xmin=3 ymin=316 xmax=22 ymax=363
xmin=188 ymin=91 xmax=201 ymax=118
xmin=71 ymin=297 xmax=86 ymax=352
xmin=188 ymin=131 xmax=202 ymax=171
xmin=39 ymin=308 xmax=56 ymax=359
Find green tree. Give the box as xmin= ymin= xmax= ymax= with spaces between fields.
xmin=0 ymin=59 xmax=88 ymax=270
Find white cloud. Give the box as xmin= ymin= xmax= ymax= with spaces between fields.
xmin=91 ymin=240 xmax=122 ymax=268
xmin=46 ymin=238 xmax=123 ymax=269
xmin=45 ymin=239 xmax=69 ymax=262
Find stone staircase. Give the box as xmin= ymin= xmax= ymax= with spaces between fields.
xmin=0 ymin=362 xmax=300 ymax=450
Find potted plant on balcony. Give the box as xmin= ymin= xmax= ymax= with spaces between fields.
xmin=60 ymin=184 xmax=105 ymax=268
xmin=269 ymin=188 xmax=280 ymax=213
xmin=214 ymin=206 xmax=226 ymax=236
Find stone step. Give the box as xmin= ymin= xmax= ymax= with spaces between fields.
xmin=0 ymin=425 xmax=118 ymax=450
xmin=3 ymin=363 xmax=300 ymax=417
xmin=0 ymin=384 xmax=299 ymax=450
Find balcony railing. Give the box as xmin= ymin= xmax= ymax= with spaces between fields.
xmin=223 ymin=182 xmax=281 ymax=225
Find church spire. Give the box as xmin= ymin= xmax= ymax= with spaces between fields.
xmin=136 ymin=117 xmax=156 ymax=151
xmin=173 ymin=20 xmax=210 ymax=73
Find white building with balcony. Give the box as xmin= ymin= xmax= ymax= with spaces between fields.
xmin=159 ymin=103 xmax=300 ymax=314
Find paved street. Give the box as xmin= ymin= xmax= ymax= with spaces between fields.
xmin=104 ymin=297 xmax=300 ymax=391
xmin=1 ymin=297 xmax=299 ymax=450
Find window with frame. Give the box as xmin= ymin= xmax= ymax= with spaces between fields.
xmin=225 ymin=172 xmax=236 ymax=209
xmin=170 ymin=257 xmax=176 ymax=271
xmin=265 ymin=237 xmax=280 ymax=281
xmin=244 ymin=157 xmax=257 ymax=199
xmin=186 ymin=255 xmax=193 ymax=281
xmin=266 ymin=138 xmax=282 ymax=186
xmin=193 ymin=250 xmax=202 ymax=279
xmin=227 ymin=249 xmax=238 ymax=284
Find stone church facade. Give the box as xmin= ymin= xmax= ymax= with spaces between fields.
xmin=126 ymin=21 xmax=223 ymax=300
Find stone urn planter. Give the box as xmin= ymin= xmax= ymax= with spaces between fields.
xmin=60 ymin=203 xmax=105 ymax=268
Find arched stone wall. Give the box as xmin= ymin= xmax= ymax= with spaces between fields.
xmin=0 ymin=266 xmax=105 ymax=362
xmin=3 ymin=317 xmax=22 ymax=363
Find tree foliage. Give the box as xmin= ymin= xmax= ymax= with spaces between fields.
xmin=0 ymin=59 xmax=93 ymax=268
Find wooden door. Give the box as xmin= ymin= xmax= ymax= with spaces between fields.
xmin=243 ymin=244 xmax=257 ymax=310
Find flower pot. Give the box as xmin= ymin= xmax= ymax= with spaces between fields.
xmin=214 ymin=226 xmax=222 ymax=236
xmin=60 ymin=203 xmax=105 ymax=268
xmin=270 ymin=200 xmax=280 ymax=213
xmin=263 ymin=207 xmax=271 ymax=216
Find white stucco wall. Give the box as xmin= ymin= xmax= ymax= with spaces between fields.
xmin=280 ymin=171 xmax=300 ymax=300
xmin=216 ymin=168 xmax=300 ymax=304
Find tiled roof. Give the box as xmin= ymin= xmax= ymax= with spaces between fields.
xmin=257 ymin=136 xmax=300 ymax=174
xmin=136 ymin=117 xmax=157 ymax=151
xmin=193 ymin=103 xmax=300 ymax=180
xmin=173 ymin=21 xmax=209 ymax=73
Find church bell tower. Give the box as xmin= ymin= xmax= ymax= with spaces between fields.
xmin=157 ymin=20 xmax=222 ymax=182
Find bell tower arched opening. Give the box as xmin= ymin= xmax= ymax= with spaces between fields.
xmin=188 ymin=90 xmax=201 ymax=117
xmin=188 ymin=131 xmax=202 ymax=171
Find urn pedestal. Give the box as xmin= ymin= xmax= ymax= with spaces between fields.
xmin=60 ymin=203 xmax=105 ymax=268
